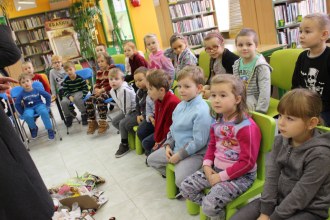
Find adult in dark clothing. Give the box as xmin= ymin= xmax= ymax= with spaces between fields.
xmin=0 ymin=24 xmax=54 ymax=219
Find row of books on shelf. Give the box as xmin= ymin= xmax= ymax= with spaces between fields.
xmin=169 ymin=0 xmax=213 ymax=19
xmin=277 ymin=27 xmax=300 ymax=47
xmin=21 ymin=41 xmax=52 ymax=57
xmin=186 ymin=31 xmax=210 ymax=47
xmin=274 ymin=0 xmax=327 ymax=27
xmin=11 ymin=16 xmax=46 ymax=31
xmin=172 ymin=15 xmax=215 ymax=34
xmin=26 ymin=53 xmax=52 ymax=71
xmin=26 ymin=29 xmax=47 ymax=42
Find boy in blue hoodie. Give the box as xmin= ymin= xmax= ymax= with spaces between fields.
xmin=15 ymin=73 xmax=54 ymax=140
xmin=147 ymin=66 xmax=213 ymax=187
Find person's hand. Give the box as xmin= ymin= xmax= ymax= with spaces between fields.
xmin=0 ymin=77 xmax=17 ymax=93
xmin=168 ymin=152 xmax=180 ymax=164
xmin=165 ymin=145 xmax=173 ymax=161
xmin=203 ymin=166 xmax=217 ymax=183
xmin=137 ymin=115 xmax=144 ymax=124
xmin=94 ymin=88 xmax=102 ymax=96
xmin=149 ymin=116 xmax=155 ymax=126
xmin=209 ymin=173 xmax=221 ymax=186
xmin=69 ymin=96 xmax=74 ymax=102
xmin=257 ymin=214 xmax=270 ymax=220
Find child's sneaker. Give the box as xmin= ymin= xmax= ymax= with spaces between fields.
xmin=115 ymin=143 xmax=129 ymax=158
xmin=30 ymin=126 xmax=38 ymax=139
xmin=48 ymin=129 xmax=55 ymax=140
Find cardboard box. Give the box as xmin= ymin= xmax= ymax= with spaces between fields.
xmin=60 ymin=195 xmax=99 ymax=210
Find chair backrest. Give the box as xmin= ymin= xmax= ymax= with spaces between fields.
xmin=251 ymin=111 xmax=276 ymax=180
xmin=317 ymin=125 xmax=330 ymax=132
xmin=112 ymin=54 xmax=126 ymax=65
xmin=10 ymin=81 xmax=45 ymax=99
xmin=269 ymin=49 xmax=303 ymax=91
xmin=76 ymin=68 xmax=93 ymax=80
xmin=115 ymin=64 xmax=126 ymax=73
xmin=75 ymin=64 xmax=83 ymax=70
xmin=198 ymin=51 xmax=211 ymax=81
xmin=0 ymin=92 xmax=8 ymax=100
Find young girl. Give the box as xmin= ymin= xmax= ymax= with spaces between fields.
xmin=202 ymin=32 xmax=239 ymax=99
xmin=233 ymin=28 xmax=272 ymax=114
xmin=123 ymin=41 xmax=148 ymax=84
xmin=165 ymin=33 xmax=197 ymax=79
xmin=231 ymin=89 xmax=330 ymax=220
xmin=144 ymin=34 xmax=175 ymax=81
xmin=180 ymin=74 xmax=261 ymax=219
xmin=86 ymin=52 xmax=115 ymax=135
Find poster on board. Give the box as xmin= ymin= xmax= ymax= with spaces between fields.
xmin=45 ymin=18 xmax=80 ymax=61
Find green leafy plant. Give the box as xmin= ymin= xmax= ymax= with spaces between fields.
xmin=69 ymin=0 xmax=102 ymax=60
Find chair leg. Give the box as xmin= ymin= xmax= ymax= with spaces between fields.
xmin=135 ymin=132 xmax=143 ymax=155
xmin=166 ymin=164 xmax=177 ymax=199
xmin=186 ymin=199 xmax=200 ymax=215
xmin=200 ymin=206 xmax=208 ymax=220
xmin=128 ymin=132 xmax=135 ymax=150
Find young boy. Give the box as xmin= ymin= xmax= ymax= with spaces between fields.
xmin=61 ymin=61 xmax=88 ymax=126
xmin=14 ymin=73 xmax=55 ymax=140
xmin=147 ymin=66 xmax=212 ymax=186
xmin=233 ymin=28 xmax=272 ymax=114
xmin=292 ymin=13 xmax=330 ymax=126
xmin=21 ymin=61 xmax=51 ymax=94
xmin=143 ymin=69 xmax=180 ymax=156
xmin=109 ymin=68 xmax=136 ymax=158
xmin=49 ymin=55 xmax=76 ymax=117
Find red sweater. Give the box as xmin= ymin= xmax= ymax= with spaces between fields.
xmin=154 ymin=91 xmax=180 ymax=143
xmin=127 ymin=53 xmax=149 ymax=82
xmin=95 ymin=65 xmax=115 ymax=93
xmin=32 ymin=74 xmax=51 ymax=94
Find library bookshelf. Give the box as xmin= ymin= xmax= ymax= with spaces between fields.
xmin=9 ymin=9 xmax=70 ymax=72
xmin=273 ymin=0 xmax=328 ymax=47
xmin=168 ymin=0 xmax=218 ymax=49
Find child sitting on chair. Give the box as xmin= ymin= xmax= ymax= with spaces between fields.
xmin=21 ymin=61 xmax=51 ymax=94
xmin=123 ymin=41 xmax=148 ymax=85
xmin=231 ymin=89 xmax=330 ymax=220
xmin=109 ymin=68 xmax=136 ymax=158
xmin=233 ymin=28 xmax=272 ymax=114
xmin=143 ymin=69 xmax=180 ymax=156
xmin=180 ymin=74 xmax=261 ymax=219
xmin=147 ymin=66 xmax=212 ymax=187
xmin=61 ymin=61 xmax=88 ymax=126
xmin=86 ymin=52 xmax=115 ymax=135
xmin=15 ymin=73 xmax=55 ymax=140
xmin=49 ymin=55 xmax=76 ymax=117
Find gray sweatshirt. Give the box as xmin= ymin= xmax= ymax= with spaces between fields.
xmin=233 ymin=54 xmax=272 ymax=114
xmin=49 ymin=67 xmax=67 ymax=96
xmin=260 ymin=129 xmax=330 ymax=220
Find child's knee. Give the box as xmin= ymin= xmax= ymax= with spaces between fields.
xmin=202 ymin=195 xmax=222 ymax=217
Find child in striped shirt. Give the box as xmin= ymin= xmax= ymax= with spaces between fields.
xmin=61 ymin=61 xmax=88 ymax=126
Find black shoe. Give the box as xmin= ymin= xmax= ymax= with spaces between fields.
xmin=65 ymin=116 xmax=73 ymax=127
xmin=81 ymin=114 xmax=88 ymax=126
xmin=115 ymin=143 xmax=130 ymax=158
xmin=145 ymin=157 xmax=149 ymax=167
xmin=70 ymin=109 xmax=77 ymax=117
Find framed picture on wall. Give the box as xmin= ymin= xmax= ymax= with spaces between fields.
xmin=52 ymin=34 xmax=80 ymax=60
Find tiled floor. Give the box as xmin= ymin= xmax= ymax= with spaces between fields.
xmin=25 ymin=104 xmax=199 ymax=220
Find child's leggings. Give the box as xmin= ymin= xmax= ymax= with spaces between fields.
xmin=85 ymin=93 xmax=109 ymax=120
xmin=23 ymin=104 xmax=52 ymax=130
xmin=180 ymin=169 xmax=256 ymax=218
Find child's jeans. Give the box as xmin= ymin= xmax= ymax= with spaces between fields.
xmin=23 ymin=104 xmax=52 ymax=130
xmin=137 ymin=120 xmax=154 ymax=143
xmin=112 ymin=111 xmax=139 ymax=139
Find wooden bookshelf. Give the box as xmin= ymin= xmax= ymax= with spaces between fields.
xmin=9 ymin=8 xmax=70 ymax=72
xmin=167 ymin=0 xmax=218 ymax=48
xmin=273 ymin=0 xmax=328 ymax=47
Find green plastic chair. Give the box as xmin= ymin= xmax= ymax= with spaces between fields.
xmin=128 ymin=132 xmax=135 ymax=150
xmin=133 ymin=125 xmax=144 ymax=155
xmin=198 ymin=51 xmax=211 ymax=81
xmin=186 ymin=111 xmax=276 ymax=220
xmin=171 ymin=80 xmax=182 ymax=100
xmin=266 ymin=49 xmax=303 ymax=117
xmin=111 ymin=54 xmax=126 ymax=65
